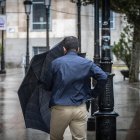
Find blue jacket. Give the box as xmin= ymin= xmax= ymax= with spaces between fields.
xmin=43 ymin=51 xmax=108 ymax=107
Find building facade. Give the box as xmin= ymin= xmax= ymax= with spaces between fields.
xmin=3 ymin=0 xmax=123 ymax=67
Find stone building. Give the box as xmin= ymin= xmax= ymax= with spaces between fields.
xmin=1 ymin=0 xmax=123 ymax=67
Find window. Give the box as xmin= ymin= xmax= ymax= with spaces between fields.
xmin=33 ymin=46 xmax=48 ymax=55
xmin=99 ymin=10 xmax=115 ymax=29
xmin=32 ymin=0 xmax=51 ymax=30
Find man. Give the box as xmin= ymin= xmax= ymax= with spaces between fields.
xmin=44 ymin=36 xmax=108 ymax=140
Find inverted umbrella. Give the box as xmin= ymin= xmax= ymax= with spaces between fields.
xmin=18 ymin=40 xmax=64 ymax=133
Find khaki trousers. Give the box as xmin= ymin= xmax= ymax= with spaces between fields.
xmin=50 ymin=104 xmax=88 ymax=140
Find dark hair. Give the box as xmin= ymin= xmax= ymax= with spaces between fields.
xmin=63 ymin=36 xmax=79 ymax=51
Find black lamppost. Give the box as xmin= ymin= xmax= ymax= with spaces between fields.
xmin=93 ymin=0 xmax=100 ymax=65
xmin=71 ymin=0 xmax=95 ymax=53
xmin=23 ymin=0 xmax=32 ymax=74
xmin=71 ymin=0 xmax=84 ymax=52
xmin=77 ymin=0 xmax=81 ymax=52
xmin=94 ymin=0 xmax=118 ymax=140
xmin=87 ymin=0 xmax=100 ymax=131
xmin=0 ymin=0 xmax=6 ymax=74
xmin=44 ymin=0 xmax=51 ymax=50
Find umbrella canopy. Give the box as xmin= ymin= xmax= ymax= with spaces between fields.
xmin=18 ymin=40 xmax=64 ymax=133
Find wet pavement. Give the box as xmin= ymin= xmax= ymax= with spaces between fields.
xmin=0 ymin=67 xmax=140 ymax=140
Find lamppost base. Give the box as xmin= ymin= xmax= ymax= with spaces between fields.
xmin=0 ymin=70 xmax=6 ymax=74
xmin=94 ymin=111 xmax=119 ymax=140
xmin=87 ymin=117 xmax=96 ymax=131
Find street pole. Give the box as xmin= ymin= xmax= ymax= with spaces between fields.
xmin=87 ymin=0 xmax=100 ymax=131
xmin=94 ymin=0 xmax=100 ymax=64
xmin=0 ymin=27 xmax=6 ymax=74
xmin=24 ymin=0 xmax=32 ymax=74
xmin=77 ymin=0 xmax=81 ymax=52
xmin=94 ymin=0 xmax=118 ymax=139
xmin=0 ymin=0 xmax=6 ymax=74
xmin=44 ymin=0 xmax=51 ymax=50
xmin=46 ymin=6 xmax=50 ymax=50
xmin=25 ymin=14 xmax=30 ymax=73
xmin=71 ymin=0 xmax=82 ymax=52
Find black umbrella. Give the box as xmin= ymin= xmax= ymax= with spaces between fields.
xmin=18 ymin=40 xmax=64 ymax=133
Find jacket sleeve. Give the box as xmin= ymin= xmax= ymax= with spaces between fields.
xmin=90 ymin=63 xmax=108 ymax=98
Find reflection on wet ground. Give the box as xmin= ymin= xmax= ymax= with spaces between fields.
xmin=0 ymin=68 xmax=140 ymax=140
xmin=114 ymin=69 xmax=140 ymax=140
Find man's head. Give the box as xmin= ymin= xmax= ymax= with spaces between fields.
xmin=63 ymin=36 xmax=79 ymax=53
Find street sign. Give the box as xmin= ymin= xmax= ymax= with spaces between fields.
xmin=0 ymin=15 xmax=6 ymax=30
